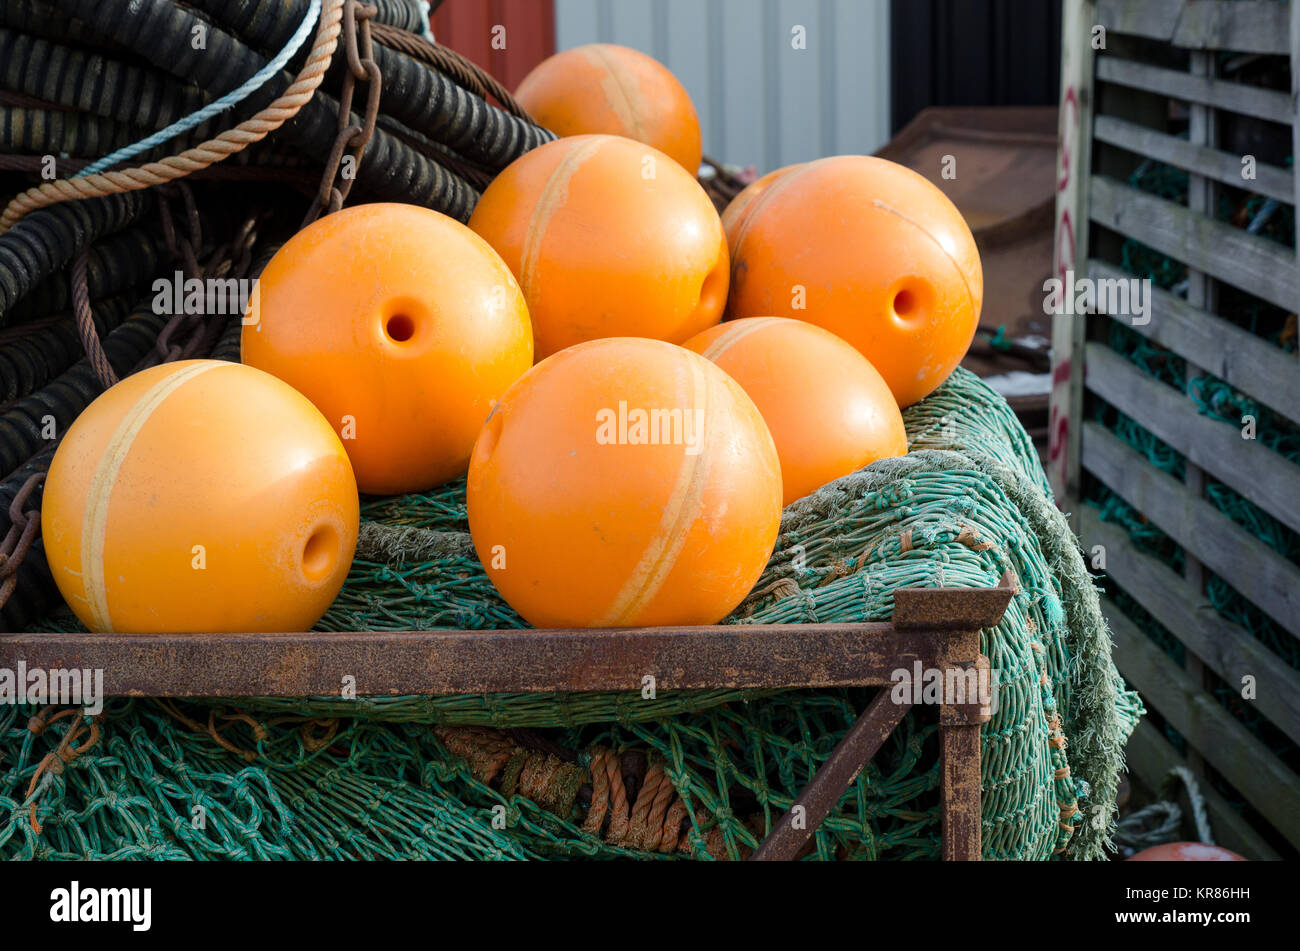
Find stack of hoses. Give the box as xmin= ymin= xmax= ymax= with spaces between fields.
xmin=0 ymin=0 xmax=555 ymax=630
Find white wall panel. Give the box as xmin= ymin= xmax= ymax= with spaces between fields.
xmin=555 ymin=0 xmax=891 ymax=172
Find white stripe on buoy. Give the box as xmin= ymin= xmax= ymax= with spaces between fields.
xmin=81 ymin=362 xmax=222 ymax=632
xmin=583 ymin=45 xmax=649 ymax=143
xmin=520 ymin=136 xmax=605 ymax=306
xmin=698 ymin=316 xmax=784 ymax=363
xmin=598 ymin=355 xmax=716 ymax=626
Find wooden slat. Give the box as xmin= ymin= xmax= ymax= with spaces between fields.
xmin=1093 ymin=114 xmax=1293 ymax=202
xmin=1096 ymin=56 xmax=1294 ymax=125
xmin=1104 ymin=600 xmax=1300 ymax=850
xmin=1124 ymin=719 xmax=1283 ymax=860
xmin=1098 ymin=0 xmax=1292 ymax=54
xmin=1293 ymin=0 xmax=1300 ymax=293
xmin=1089 ymin=174 xmax=1300 ymax=311
xmin=1088 ymin=259 xmax=1300 ymax=427
xmin=1081 ymin=507 xmax=1300 ymax=744
xmin=1049 ymin=0 xmax=1100 ymax=507
xmin=1082 ymin=421 xmax=1300 ymax=638
xmin=1083 ymin=341 xmax=1300 ymax=536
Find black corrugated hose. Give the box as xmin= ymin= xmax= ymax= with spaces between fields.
xmin=0 ymin=307 xmax=169 ymax=631
xmin=0 ymin=0 xmax=556 ymax=629
xmin=46 ymin=0 xmax=483 ymax=218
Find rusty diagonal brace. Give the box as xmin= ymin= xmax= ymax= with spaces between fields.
xmin=750 ymin=572 xmax=1012 ymax=861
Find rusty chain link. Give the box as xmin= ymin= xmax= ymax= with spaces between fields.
xmin=0 ymin=471 xmax=45 ymax=610
xmin=302 ymin=0 xmax=381 ymax=229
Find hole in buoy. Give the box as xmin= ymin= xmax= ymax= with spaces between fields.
xmin=692 ymin=257 xmax=729 ymax=323
xmin=301 ymin=525 xmax=340 ymax=583
xmin=386 ymin=312 xmax=415 ymax=342
xmin=893 ymin=288 xmax=918 ymax=318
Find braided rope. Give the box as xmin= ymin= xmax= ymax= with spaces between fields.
xmin=77 ymin=0 xmax=323 ymax=178
xmin=369 ymin=20 xmax=529 ymax=120
xmin=70 ymin=249 xmax=118 ymax=389
xmin=0 ymin=0 xmax=345 ymax=234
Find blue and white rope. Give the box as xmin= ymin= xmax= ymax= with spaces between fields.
xmin=75 ymin=0 xmax=322 ymax=178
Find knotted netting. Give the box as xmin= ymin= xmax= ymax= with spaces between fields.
xmin=5 ymin=367 xmax=1141 ymax=860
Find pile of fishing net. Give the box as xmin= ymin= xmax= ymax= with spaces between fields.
xmin=5 ymin=367 xmax=1142 ymax=860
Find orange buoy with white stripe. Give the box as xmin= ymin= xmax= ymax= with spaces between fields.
xmin=515 ymin=44 xmax=703 ymax=173
xmin=727 ymin=155 xmax=983 ymax=408
xmin=468 ymin=134 xmax=728 ymax=360
xmin=243 ymin=203 xmax=534 ymax=495
xmin=40 ymin=360 xmax=359 ymax=633
xmin=467 ymin=337 xmax=781 ymax=628
xmin=684 ymin=317 xmax=907 ymax=505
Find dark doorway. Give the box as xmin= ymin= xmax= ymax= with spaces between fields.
xmin=890 ymin=0 xmax=1063 ymax=133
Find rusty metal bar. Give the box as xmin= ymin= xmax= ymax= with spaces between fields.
xmin=750 ymin=689 xmax=912 ymax=860
xmin=1 ymin=577 xmax=1014 ymax=861
xmin=0 ymin=623 xmax=942 ymax=697
xmin=938 ymin=626 xmax=995 ymax=861
xmin=941 ymin=722 xmax=984 ymax=860
xmin=751 ymin=574 xmax=1012 ymax=861
xmin=893 ymin=570 xmax=1017 ymax=630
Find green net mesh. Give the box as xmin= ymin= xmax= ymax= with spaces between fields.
xmin=5 ymin=367 xmax=1141 ymax=861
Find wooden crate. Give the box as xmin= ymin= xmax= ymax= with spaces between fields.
xmin=1051 ymin=0 xmax=1300 ymax=859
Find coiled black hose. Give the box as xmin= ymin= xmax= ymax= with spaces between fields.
xmin=0 ymin=29 xmax=211 ymax=132
xmin=208 ymin=317 xmax=244 ymax=363
xmin=0 ymin=305 xmax=167 ymax=484
xmin=372 ymin=0 xmax=429 ymax=35
xmin=0 ymin=305 xmax=169 ymax=631
xmin=206 ymin=240 xmax=282 ymax=364
xmin=0 ymin=295 xmax=135 ymax=403
xmin=47 ymin=0 xmax=481 ymax=218
xmin=0 ymin=0 xmax=136 ymax=57
xmin=188 ymin=0 xmax=553 ymax=169
xmin=0 ymin=191 xmax=151 ymax=323
xmin=0 ymin=107 xmax=147 ymax=158
xmin=6 ymin=226 xmax=169 ymax=325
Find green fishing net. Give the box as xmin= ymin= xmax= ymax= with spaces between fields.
xmin=4 ymin=367 xmax=1141 ymax=860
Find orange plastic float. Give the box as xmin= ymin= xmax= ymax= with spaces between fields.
xmin=1127 ymin=843 xmax=1247 ymax=861
xmin=515 ymin=43 xmax=703 ymax=173
xmin=684 ymin=317 xmax=907 ymax=505
xmin=469 ymin=134 xmax=728 ymax=360
xmin=243 ymin=203 xmax=533 ymax=495
xmin=40 ymin=361 xmax=359 ymax=634
xmin=727 ymin=155 xmax=983 ymax=408
xmin=467 ymin=337 xmax=782 ymax=629
xmin=719 ymin=163 xmax=803 ymax=250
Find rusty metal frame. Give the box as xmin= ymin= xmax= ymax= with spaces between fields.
xmin=0 ymin=573 xmax=1013 ymax=861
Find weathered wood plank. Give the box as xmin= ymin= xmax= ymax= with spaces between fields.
xmin=1082 ymin=421 xmax=1300 ymax=638
xmin=1089 ymin=174 xmax=1300 ymax=311
xmin=1092 ymin=114 xmax=1293 ymax=202
xmin=1087 ymin=260 xmax=1300 ymax=427
xmin=1083 ymin=341 xmax=1300 ymax=536
xmin=1104 ymin=600 xmax=1300 ymax=850
xmin=1124 ymin=718 xmax=1283 ymax=860
xmin=1081 ymin=507 xmax=1300 ymax=744
xmin=1293 ymin=0 xmax=1300 ymax=295
xmin=1173 ymin=1 xmax=1293 ymax=53
xmin=1098 ymin=0 xmax=1292 ymax=54
xmin=1095 ymin=56 xmax=1294 ymax=125
xmin=1050 ymin=0 xmax=1100 ymax=509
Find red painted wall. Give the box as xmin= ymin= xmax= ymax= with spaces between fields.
xmin=432 ymin=0 xmax=557 ymax=93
